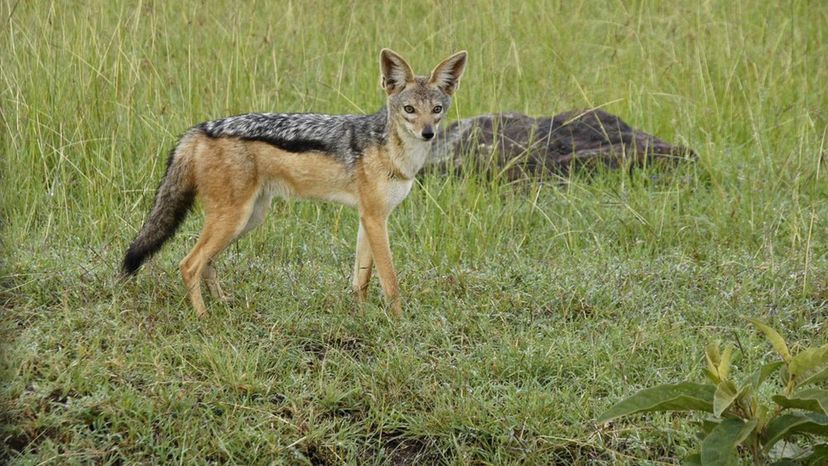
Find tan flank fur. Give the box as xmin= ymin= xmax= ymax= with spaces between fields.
xmin=123 ymin=49 xmax=468 ymax=317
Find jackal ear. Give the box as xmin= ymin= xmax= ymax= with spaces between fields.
xmin=380 ymin=48 xmax=415 ymax=95
xmin=428 ymin=51 xmax=467 ymax=96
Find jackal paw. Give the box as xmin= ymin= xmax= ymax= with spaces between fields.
xmin=352 ymin=289 xmax=368 ymax=303
xmin=206 ymin=283 xmax=233 ymax=303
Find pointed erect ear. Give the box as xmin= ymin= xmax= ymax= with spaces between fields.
xmin=380 ymin=48 xmax=415 ymax=95
xmin=428 ymin=51 xmax=467 ymax=96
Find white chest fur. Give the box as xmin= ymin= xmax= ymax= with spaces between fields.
xmin=384 ymin=178 xmax=414 ymax=210
xmin=394 ymin=136 xmax=431 ymax=179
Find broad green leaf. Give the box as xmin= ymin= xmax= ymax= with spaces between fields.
xmin=780 ymin=364 xmax=791 ymax=387
xmin=790 ymin=345 xmax=828 ymax=384
xmin=800 ymin=366 xmax=828 ymax=388
xmin=755 ymin=403 xmax=770 ymax=431
xmin=770 ymin=460 xmax=800 ymax=466
xmin=706 ymin=342 xmax=721 ymax=366
xmin=748 ymin=318 xmax=792 ymax=363
xmin=700 ymin=418 xmax=757 ymax=466
xmin=764 ymin=413 xmax=828 ymax=450
xmin=773 ymin=388 xmax=828 ymax=414
xmin=705 ymin=342 xmax=722 ymax=383
xmin=804 ymin=444 xmax=828 ymax=466
xmin=682 ymin=452 xmax=701 ymax=465
xmin=713 ymin=380 xmax=738 ymax=417
xmin=703 ymin=369 xmax=718 ymax=384
xmin=706 ymin=341 xmax=720 ymax=366
xmin=719 ymin=344 xmax=734 ymax=380
xmin=736 ymin=384 xmax=752 ymax=406
xmin=750 ymin=361 xmax=784 ymax=389
xmin=597 ymin=382 xmax=715 ymax=423
xmin=695 ymin=418 xmax=720 ymax=437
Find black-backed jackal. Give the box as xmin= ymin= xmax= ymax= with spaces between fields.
xmin=122 ymin=49 xmax=468 ymax=317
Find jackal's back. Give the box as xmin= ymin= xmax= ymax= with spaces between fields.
xmin=198 ymin=111 xmax=388 ymax=167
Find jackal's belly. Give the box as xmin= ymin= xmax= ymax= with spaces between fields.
xmin=265 ymin=177 xmax=358 ymax=208
xmin=256 ymin=143 xmax=358 ymax=207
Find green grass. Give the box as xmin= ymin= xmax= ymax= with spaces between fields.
xmin=1 ymin=0 xmax=826 ymax=464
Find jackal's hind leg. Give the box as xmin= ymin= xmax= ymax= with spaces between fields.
xmin=179 ymin=193 xmax=259 ymax=317
xmin=195 ymin=191 xmax=272 ymax=307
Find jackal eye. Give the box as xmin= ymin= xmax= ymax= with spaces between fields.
xmin=432 ymin=105 xmax=443 ymax=114
xmin=403 ymin=105 xmax=415 ymax=114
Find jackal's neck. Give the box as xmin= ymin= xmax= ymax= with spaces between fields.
xmin=386 ymin=118 xmax=432 ymax=180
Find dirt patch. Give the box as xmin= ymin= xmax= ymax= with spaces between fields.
xmin=301 ymin=334 xmax=368 ymax=364
xmin=377 ymin=430 xmax=442 ymax=466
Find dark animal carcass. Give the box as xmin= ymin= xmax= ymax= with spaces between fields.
xmin=428 ymin=109 xmax=696 ymax=180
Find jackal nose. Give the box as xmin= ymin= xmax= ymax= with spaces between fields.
xmin=422 ymin=129 xmax=435 ymax=140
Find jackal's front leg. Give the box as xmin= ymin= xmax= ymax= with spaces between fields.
xmin=359 ymin=213 xmax=401 ymax=316
xmin=203 ymin=262 xmax=231 ymax=302
xmin=352 ymin=221 xmax=373 ymax=301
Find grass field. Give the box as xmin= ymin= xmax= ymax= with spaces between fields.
xmin=1 ymin=0 xmax=826 ymax=464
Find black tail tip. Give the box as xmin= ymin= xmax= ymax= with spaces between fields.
xmin=122 ymin=249 xmax=144 ymax=276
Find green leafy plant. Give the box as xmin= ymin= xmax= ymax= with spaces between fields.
xmin=598 ymin=319 xmax=828 ymax=465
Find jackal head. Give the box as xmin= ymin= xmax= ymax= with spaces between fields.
xmin=380 ymin=49 xmax=467 ymax=142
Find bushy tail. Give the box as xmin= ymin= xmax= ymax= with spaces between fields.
xmin=122 ymin=139 xmax=196 ymax=275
